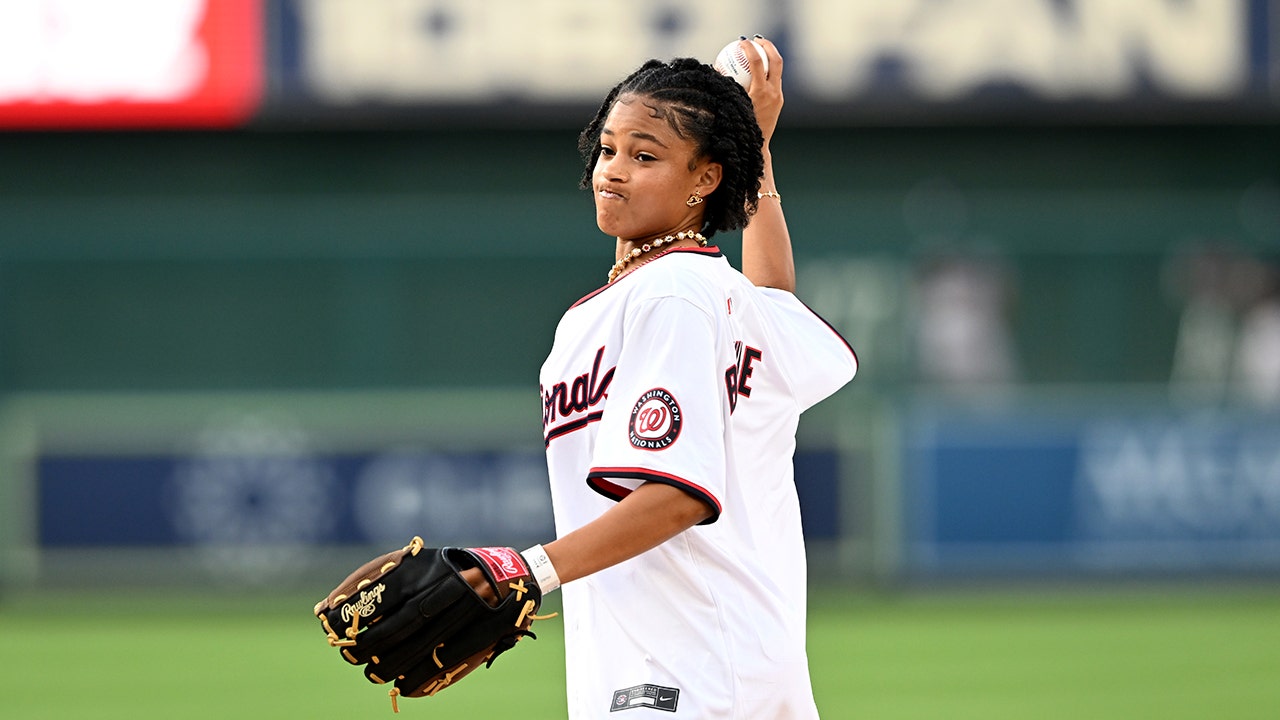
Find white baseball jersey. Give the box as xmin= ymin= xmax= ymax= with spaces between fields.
xmin=539 ymin=246 xmax=857 ymax=719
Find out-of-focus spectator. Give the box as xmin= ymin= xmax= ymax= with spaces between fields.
xmin=1234 ymin=271 xmax=1280 ymax=405
xmin=912 ymin=251 xmax=1020 ymax=392
xmin=1165 ymin=243 xmax=1280 ymax=406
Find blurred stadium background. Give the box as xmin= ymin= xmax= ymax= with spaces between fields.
xmin=1 ymin=1 xmax=1278 ymax=718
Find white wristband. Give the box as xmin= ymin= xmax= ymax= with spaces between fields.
xmin=521 ymin=544 xmax=561 ymax=593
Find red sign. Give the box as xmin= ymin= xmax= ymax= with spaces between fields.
xmin=0 ymin=0 xmax=262 ymax=129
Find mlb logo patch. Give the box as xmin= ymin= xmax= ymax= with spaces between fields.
xmin=610 ymin=684 xmax=679 ymax=712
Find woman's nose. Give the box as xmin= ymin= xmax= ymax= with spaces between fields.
xmin=598 ymin=155 xmax=625 ymax=182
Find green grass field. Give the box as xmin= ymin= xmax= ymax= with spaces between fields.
xmin=3 ymin=587 xmax=1278 ymax=719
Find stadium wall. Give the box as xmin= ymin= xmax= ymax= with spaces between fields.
xmin=2 ymin=125 xmax=1278 ymax=588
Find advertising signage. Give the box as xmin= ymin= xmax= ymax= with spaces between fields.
xmin=0 ymin=0 xmax=263 ymax=129
xmin=271 ymin=0 xmax=1277 ymax=125
xmin=0 ymin=0 xmax=1275 ymax=129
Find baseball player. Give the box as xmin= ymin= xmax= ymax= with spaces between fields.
xmin=315 ymin=39 xmax=858 ymax=716
xmin=521 ymin=40 xmax=858 ymax=718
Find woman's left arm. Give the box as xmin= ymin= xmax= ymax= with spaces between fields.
xmin=542 ymin=483 xmax=712 ymax=584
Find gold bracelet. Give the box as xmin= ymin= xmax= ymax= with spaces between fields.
xmin=758 ymin=191 xmax=782 ymax=204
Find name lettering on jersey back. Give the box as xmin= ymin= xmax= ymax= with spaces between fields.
xmin=724 ymin=341 xmax=764 ymax=414
xmin=542 ymin=345 xmax=615 ymax=428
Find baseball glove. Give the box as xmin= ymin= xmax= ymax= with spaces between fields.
xmin=314 ymin=536 xmax=553 ymax=711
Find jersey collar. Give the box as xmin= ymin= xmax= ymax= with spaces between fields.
xmin=570 ymin=246 xmax=725 ymax=309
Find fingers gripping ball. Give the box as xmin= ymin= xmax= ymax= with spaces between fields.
xmin=713 ymin=37 xmax=769 ymax=88
xmin=314 ymin=537 xmax=555 ymax=712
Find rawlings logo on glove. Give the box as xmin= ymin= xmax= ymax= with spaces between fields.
xmin=340 ymin=583 xmax=387 ymax=624
xmin=314 ymin=537 xmax=556 ymax=712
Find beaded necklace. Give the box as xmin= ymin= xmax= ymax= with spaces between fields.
xmin=607 ymin=231 xmax=708 ymax=283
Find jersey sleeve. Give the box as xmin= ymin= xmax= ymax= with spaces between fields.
xmin=757 ymin=287 xmax=858 ymax=411
xmin=585 ymin=295 xmax=727 ymax=523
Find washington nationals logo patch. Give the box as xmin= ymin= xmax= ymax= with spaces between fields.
xmin=629 ymin=388 xmax=682 ymax=450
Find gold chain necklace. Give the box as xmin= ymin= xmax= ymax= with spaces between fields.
xmin=607 ymin=231 xmax=708 ymax=283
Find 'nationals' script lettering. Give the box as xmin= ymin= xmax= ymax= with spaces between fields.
xmin=543 ymin=346 xmax=614 ymax=428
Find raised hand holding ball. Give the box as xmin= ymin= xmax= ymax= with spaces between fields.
xmin=713 ymin=37 xmax=769 ymax=88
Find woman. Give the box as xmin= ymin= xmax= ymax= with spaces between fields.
xmin=526 ymin=38 xmax=858 ymax=718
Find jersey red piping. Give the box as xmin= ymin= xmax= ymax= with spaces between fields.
xmin=586 ymin=467 xmax=722 ymax=525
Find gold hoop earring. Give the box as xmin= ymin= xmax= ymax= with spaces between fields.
xmin=686 ymin=193 xmax=703 ymax=207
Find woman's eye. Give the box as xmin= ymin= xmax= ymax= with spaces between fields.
xmin=600 ymin=146 xmax=616 ymax=157
xmin=636 ymin=153 xmax=656 ymax=162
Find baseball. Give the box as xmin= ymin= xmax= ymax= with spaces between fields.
xmin=713 ymin=38 xmax=768 ymax=88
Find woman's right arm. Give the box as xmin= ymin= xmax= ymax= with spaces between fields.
xmin=739 ymin=37 xmax=796 ymax=293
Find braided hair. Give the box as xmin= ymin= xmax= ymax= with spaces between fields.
xmin=578 ymin=57 xmax=764 ymax=238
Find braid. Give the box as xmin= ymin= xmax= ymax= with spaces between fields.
xmin=578 ymin=58 xmax=764 ymax=238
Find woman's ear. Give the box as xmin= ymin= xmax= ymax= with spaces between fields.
xmin=693 ymin=161 xmax=723 ymax=197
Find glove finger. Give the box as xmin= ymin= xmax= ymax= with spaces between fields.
xmin=395 ymin=652 xmax=486 ymax=698
xmin=350 ymin=576 xmax=483 ymax=674
xmin=342 ymin=570 xmax=476 ymax=665
xmin=319 ymin=547 xmax=457 ymax=653
xmin=392 ymin=587 xmax=543 ymax=697
xmin=378 ymin=604 xmax=502 ymax=679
